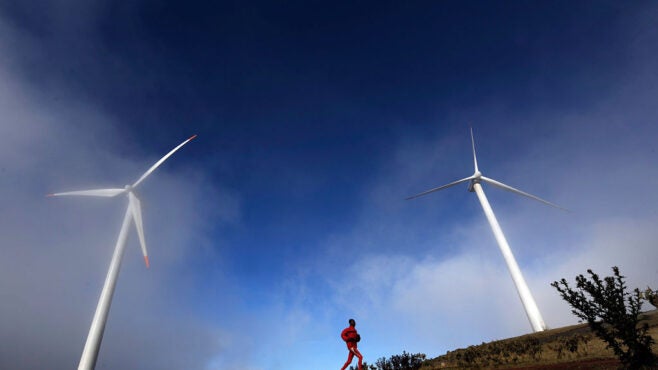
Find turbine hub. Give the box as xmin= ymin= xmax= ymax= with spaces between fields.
xmin=468 ymin=172 xmax=481 ymax=192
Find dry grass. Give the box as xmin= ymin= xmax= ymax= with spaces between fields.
xmin=421 ymin=309 xmax=658 ymax=369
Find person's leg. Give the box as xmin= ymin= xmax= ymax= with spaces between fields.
xmin=340 ymin=351 xmax=354 ymax=370
xmin=351 ymin=348 xmax=363 ymax=370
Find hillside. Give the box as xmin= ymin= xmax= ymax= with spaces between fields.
xmin=421 ymin=309 xmax=658 ymax=369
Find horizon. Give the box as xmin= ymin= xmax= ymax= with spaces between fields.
xmin=2 ymin=2 xmax=658 ymax=370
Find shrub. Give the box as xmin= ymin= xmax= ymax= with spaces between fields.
xmin=377 ymin=351 xmax=426 ymax=370
xmin=351 ymin=351 xmax=426 ymax=370
xmin=551 ymin=266 xmax=656 ymax=368
xmin=642 ymin=287 xmax=658 ymax=308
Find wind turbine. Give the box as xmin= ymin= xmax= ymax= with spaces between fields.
xmin=406 ymin=128 xmax=564 ymax=332
xmin=49 ymin=135 xmax=197 ymax=370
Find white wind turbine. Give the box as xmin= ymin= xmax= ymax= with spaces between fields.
xmin=49 ymin=135 xmax=197 ymax=370
xmin=407 ymin=128 xmax=564 ymax=332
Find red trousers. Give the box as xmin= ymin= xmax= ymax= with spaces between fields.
xmin=340 ymin=345 xmax=363 ymax=370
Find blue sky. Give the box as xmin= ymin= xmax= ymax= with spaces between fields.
xmin=1 ymin=1 xmax=658 ymax=369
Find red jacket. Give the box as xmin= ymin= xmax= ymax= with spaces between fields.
xmin=341 ymin=326 xmax=358 ymax=348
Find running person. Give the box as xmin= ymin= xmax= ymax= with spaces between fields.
xmin=340 ymin=318 xmax=363 ymax=370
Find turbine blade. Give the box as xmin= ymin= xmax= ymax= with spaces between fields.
xmin=470 ymin=126 xmax=479 ymax=173
xmin=480 ymin=176 xmax=567 ymax=210
xmin=406 ymin=176 xmax=475 ymax=200
xmin=132 ymin=134 xmax=197 ymax=188
xmin=47 ymin=188 xmax=125 ymax=197
xmin=129 ymin=192 xmax=149 ymax=268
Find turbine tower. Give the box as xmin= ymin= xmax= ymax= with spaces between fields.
xmin=49 ymin=135 xmax=197 ymax=369
xmin=407 ymin=128 xmax=564 ymax=332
